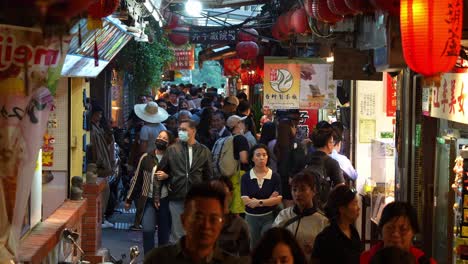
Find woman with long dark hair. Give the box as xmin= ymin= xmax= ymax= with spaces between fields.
xmin=125 ymin=130 xmax=175 ymax=255
xmin=259 ymin=121 xmax=277 ymax=173
xmin=275 ymin=118 xmax=307 ymax=207
xmin=311 ymin=185 xmax=363 ymax=263
xmin=251 ymin=227 xmax=307 ymax=264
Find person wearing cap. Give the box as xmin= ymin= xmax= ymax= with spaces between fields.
xmin=236 ymin=100 xmax=257 ymax=148
xmin=225 ymin=115 xmax=251 ymax=215
xmin=134 ymin=101 xmax=169 ymax=154
xmin=223 ymin=95 xmax=239 ymax=119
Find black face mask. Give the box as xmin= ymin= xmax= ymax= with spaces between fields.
xmin=155 ymin=139 xmax=168 ymax=150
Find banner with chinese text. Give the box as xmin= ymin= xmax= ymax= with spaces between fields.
xmin=263 ymin=57 xmax=336 ymax=110
xmin=190 ymin=28 xmax=237 ymax=44
xmin=169 ymin=46 xmax=195 ymax=70
xmin=428 ymin=73 xmax=468 ymax=124
xmin=0 ymin=24 xmax=69 ymax=262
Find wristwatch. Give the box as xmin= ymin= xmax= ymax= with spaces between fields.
xmin=259 ymin=200 xmax=264 ymax=206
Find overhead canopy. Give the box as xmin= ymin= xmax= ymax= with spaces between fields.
xmin=61 ymin=17 xmax=133 ymax=77
xmin=164 ymin=0 xmax=267 ymax=8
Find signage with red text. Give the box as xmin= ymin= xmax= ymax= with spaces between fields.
xmin=429 ymin=73 xmax=468 ymax=124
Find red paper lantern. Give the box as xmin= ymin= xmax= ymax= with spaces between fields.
xmin=168 ymin=27 xmax=189 ymax=46
xmin=327 ymin=0 xmax=356 ymax=16
xmin=310 ymin=0 xmax=343 ymax=24
xmin=290 ymin=8 xmax=310 ymax=34
xmin=344 ymin=0 xmax=374 ymax=13
xmin=165 ymin=12 xmax=184 ymax=29
xmin=401 ymin=0 xmax=463 ymax=76
xmin=278 ymin=12 xmax=293 ymax=37
xmin=88 ymin=0 xmax=119 ymax=19
xmin=236 ymin=41 xmax=259 ymax=60
xmin=238 ymin=28 xmax=259 ymax=42
xmin=369 ymin=0 xmax=400 ymax=16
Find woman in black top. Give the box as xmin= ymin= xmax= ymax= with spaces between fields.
xmin=311 ymin=185 xmax=363 ymax=264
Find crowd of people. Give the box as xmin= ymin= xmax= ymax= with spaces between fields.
xmin=89 ymin=82 xmax=435 ymax=263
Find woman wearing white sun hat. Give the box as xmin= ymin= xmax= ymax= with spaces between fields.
xmin=134 ymin=101 xmax=169 ymax=154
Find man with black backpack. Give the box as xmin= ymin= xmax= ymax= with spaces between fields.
xmin=306 ymin=126 xmax=345 ymax=209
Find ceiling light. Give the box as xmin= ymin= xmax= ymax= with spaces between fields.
xmin=185 ymin=0 xmax=202 ymax=17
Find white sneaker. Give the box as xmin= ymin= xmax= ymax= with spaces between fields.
xmin=102 ymin=220 xmax=114 ymax=229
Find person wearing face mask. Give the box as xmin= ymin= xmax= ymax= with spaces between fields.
xmin=125 ymin=130 xmax=175 ymax=255
xmin=156 ymin=120 xmax=214 ymax=242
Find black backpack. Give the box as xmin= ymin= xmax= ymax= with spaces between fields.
xmin=305 ymin=152 xmax=332 ymax=209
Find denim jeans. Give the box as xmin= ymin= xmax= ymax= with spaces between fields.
xmin=169 ymin=200 xmax=185 ymax=242
xmin=245 ymin=212 xmax=274 ymax=249
xmin=141 ymin=197 xmax=171 ymax=255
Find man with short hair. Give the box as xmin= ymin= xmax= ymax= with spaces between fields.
xmin=156 ymin=120 xmax=213 ymax=241
xmin=144 ymin=183 xmax=244 ymax=263
xmin=236 ymin=101 xmax=257 ymax=147
xmin=210 ymin=111 xmax=231 ymax=142
xmin=167 ymin=89 xmax=179 ymax=115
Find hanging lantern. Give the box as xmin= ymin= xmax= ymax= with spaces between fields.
xmin=401 ymin=0 xmax=463 ymax=76
xmin=88 ymin=0 xmax=119 ymax=29
xmin=236 ymin=41 xmax=259 ymax=60
xmin=165 ymin=12 xmax=184 ymax=29
xmin=290 ymin=8 xmax=310 ymax=34
xmin=278 ymin=12 xmax=293 ymax=37
xmin=369 ymin=0 xmax=400 ymax=16
xmin=272 ymin=22 xmax=286 ymax=41
xmin=168 ymin=27 xmax=189 ymax=46
xmin=344 ymin=0 xmax=374 ymax=13
xmin=311 ymin=0 xmax=343 ymax=24
xmin=238 ymin=28 xmax=259 ymax=42
xmin=327 ymin=0 xmax=356 ymax=16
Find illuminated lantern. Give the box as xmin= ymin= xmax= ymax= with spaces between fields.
xmin=238 ymin=28 xmax=259 ymax=41
xmin=344 ymin=0 xmax=374 ymax=13
xmin=236 ymin=41 xmax=259 ymax=60
xmin=400 ymin=0 xmax=463 ymax=76
xmin=87 ymin=0 xmax=119 ymax=29
xmin=327 ymin=0 xmax=356 ymax=16
xmin=369 ymin=0 xmax=400 ymax=16
xmin=311 ymin=0 xmax=343 ymax=24
xmin=290 ymin=8 xmax=310 ymax=34
xmin=168 ymin=27 xmax=189 ymax=46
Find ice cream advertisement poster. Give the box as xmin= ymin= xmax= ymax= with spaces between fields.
xmin=263 ymin=57 xmax=336 ymax=110
xmin=0 ymin=24 xmax=70 ymax=261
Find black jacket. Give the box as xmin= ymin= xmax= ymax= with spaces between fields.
xmin=157 ymin=141 xmax=213 ymax=200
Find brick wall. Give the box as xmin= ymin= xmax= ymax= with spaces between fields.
xmin=18 ymin=199 xmax=87 ymax=264
xmin=82 ymin=178 xmax=106 ymax=255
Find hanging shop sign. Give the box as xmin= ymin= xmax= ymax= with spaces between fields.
xmin=297 ymin=109 xmax=319 ymax=141
xmin=386 ymin=74 xmax=397 ymax=117
xmin=0 ymin=24 xmax=69 ymax=262
xmin=189 ymin=28 xmax=237 ymax=44
xmin=169 ymin=46 xmax=195 ymax=70
xmin=425 ymin=73 xmax=468 ymax=124
xmin=263 ymin=57 xmax=336 ymax=110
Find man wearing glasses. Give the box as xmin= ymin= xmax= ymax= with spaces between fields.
xmin=144 ymin=183 xmax=244 ymax=264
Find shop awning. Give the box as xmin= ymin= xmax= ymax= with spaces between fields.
xmin=61 ymin=17 xmax=133 ymax=78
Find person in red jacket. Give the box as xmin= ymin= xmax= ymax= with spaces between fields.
xmin=360 ymin=202 xmax=436 ymax=264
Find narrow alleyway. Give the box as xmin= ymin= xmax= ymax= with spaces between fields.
xmin=102 ymin=203 xmax=144 ymax=263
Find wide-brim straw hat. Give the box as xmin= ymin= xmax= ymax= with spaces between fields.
xmin=134 ymin=101 xmax=169 ymax=123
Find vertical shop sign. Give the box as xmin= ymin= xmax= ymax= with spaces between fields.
xmin=296 ymin=109 xmax=318 ymax=141
xmin=386 ymin=74 xmax=397 ymax=117
xmin=422 ymin=86 xmax=431 ymax=116
xmin=169 ymin=46 xmax=195 ymax=70
xmin=0 ymin=24 xmax=69 ymax=261
xmin=430 ymin=73 xmax=468 ymax=124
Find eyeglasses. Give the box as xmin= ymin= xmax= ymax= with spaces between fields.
xmin=191 ymin=213 xmax=223 ymax=225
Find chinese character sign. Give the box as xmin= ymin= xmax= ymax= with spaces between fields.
xmin=299 ymin=63 xmax=337 ymax=109
xmin=190 ymin=28 xmax=237 ymax=44
xmin=430 ymin=73 xmax=468 ymax=124
xmin=0 ymin=24 xmax=69 ymax=261
xmin=169 ymin=46 xmax=195 ymax=70
xmin=263 ymin=58 xmax=301 ymax=109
